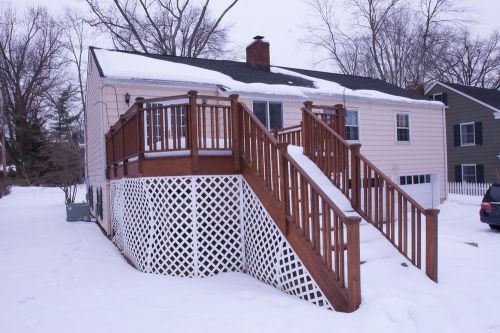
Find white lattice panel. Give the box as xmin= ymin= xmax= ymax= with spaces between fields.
xmin=110 ymin=176 xmax=243 ymax=278
xmin=194 ymin=177 xmax=244 ymax=276
xmin=242 ymin=180 xmax=332 ymax=309
xmin=110 ymin=175 xmax=331 ymax=309
xmin=110 ymin=180 xmax=125 ymax=251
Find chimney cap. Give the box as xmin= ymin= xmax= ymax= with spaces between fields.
xmin=253 ymin=35 xmax=265 ymax=40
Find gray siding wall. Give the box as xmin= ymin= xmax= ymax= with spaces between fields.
xmin=427 ymin=85 xmax=500 ymax=183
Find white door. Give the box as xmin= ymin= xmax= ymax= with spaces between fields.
xmin=398 ymin=173 xmax=439 ymax=209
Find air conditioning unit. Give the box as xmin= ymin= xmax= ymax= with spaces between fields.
xmin=66 ymin=203 xmax=91 ymax=222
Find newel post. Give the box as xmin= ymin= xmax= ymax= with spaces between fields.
xmin=135 ymin=97 xmax=145 ymax=176
xmin=337 ymin=105 xmax=346 ymax=139
xmin=425 ymin=208 xmax=439 ymax=282
xmin=188 ymin=91 xmax=199 ymax=172
xmin=346 ymin=215 xmax=362 ymax=312
xmin=277 ymin=141 xmax=289 ymax=235
xmin=230 ymin=94 xmax=241 ymax=171
xmin=120 ymin=115 xmax=127 ymax=176
xmin=302 ymin=101 xmax=313 ymax=156
xmin=350 ymin=143 xmax=362 ymax=210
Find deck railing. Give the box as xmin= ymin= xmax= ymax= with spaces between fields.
xmin=301 ymin=103 xmax=439 ymax=282
xmin=272 ymin=124 xmax=302 ymax=146
xmin=105 ymin=92 xmax=240 ymax=176
xmin=240 ymin=103 xmax=361 ymax=312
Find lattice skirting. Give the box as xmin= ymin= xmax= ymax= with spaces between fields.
xmin=110 ymin=175 xmax=331 ymax=309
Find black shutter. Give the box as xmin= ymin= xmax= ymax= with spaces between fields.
xmin=453 ymin=125 xmax=460 ymax=147
xmin=477 ymin=165 xmax=485 ymax=183
xmin=442 ymin=92 xmax=448 ymax=106
xmin=455 ymin=165 xmax=462 ymax=182
xmin=475 ymin=121 xmax=483 ymax=145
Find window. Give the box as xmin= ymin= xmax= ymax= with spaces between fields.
xmin=252 ymin=101 xmax=283 ymax=130
xmin=462 ymin=164 xmax=477 ymax=183
xmin=395 ymin=112 xmax=410 ymax=142
xmin=460 ymin=122 xmax=475 ymax=146
xmin=345 ymin=109 xmax=359 ymax=141
xmin=432 ymin=92 xmax=448 ymax=106
xmin=399 ymin=174 xmax=431 ymax=185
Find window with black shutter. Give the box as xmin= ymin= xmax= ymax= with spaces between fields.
xmin=461 ymin=164 xmax=477 ymax=183
xmin=460 ymin=122 xmax=475 ymax=146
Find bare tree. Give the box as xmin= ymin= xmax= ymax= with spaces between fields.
xmin=0 ymin=89 xmax=6 ymax=179
xmin=304 ymin=0 xmax=482 ymax=88
xmin=351 ymin=0 xmax=402 ymax=82
xmin=304 ymin=0 xmax=366 ymax=75
xmin=84 ymin=0 xmax=239 ymax=58
xmin=62 ymin=8 xmax=92 ymax=114
xmin=39 ymin=139 xmax=83 ymax=204
xmin=433 ymin=30 xmax=500 ymax=89
xmin=0 ymin=5 xmax=67 ymax=184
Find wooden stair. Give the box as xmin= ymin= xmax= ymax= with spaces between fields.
xmin=239 ymin=103 xmax=361 ymax=312
xmin=274 ymin=102 xmax=439 ymax=283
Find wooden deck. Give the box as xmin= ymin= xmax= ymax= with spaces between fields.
xmin=105 ymin=91 xmax=440 ymax=312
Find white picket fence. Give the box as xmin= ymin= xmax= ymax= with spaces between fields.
xmin=448 ymin=182 xmax=492 ymax=196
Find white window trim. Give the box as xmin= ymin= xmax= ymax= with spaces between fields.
xmin=432 ymin=93 xmax=442 ymax=101
xmin=394 ymin=111 xmax=411 ymax=144
xmin=345 ymin=108 xmax=361 ymax=143
xmin=461 ymin=164 xmax=477 ymax=183
xmin=459 ymin=122 xmax=475 ymax=147
xmin=252 ymin=100 xmax=284 ymax=130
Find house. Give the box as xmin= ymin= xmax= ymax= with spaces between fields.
xmin=426 ymin=82 xmax=500 ymax=183
xmin=84 ymin=36 xmax=444 ymax=312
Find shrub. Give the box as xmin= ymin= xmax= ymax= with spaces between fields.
xmin=0 ymin=180 xmax=11 ymax=198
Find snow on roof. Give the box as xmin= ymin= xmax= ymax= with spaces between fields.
xmin=93 ymin=48 xmax=443 ymax=107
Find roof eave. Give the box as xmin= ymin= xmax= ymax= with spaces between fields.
xmin=426 ymin=81 xmax=500 ymax=113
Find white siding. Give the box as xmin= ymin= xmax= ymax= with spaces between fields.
xmin=86 ymin=67 xmax=447 ymax=234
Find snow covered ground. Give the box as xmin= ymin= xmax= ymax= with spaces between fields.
xmin=0 ymin=186 xmax=499 ymax=333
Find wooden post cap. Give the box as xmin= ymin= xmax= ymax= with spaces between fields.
xmin=303 ymin=101 xmax=313 ymax=109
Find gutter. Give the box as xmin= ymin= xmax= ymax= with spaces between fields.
xmin=102 ymin=77 xmax=443 ymax=109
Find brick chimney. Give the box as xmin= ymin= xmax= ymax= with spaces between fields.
xmin=246 ymin=35 xmax=270 ymax=70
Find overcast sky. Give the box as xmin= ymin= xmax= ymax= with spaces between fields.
xmin=11 ymin=0 xmax=500 ymax=70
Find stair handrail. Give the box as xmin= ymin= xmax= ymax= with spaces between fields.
xmin=302 ymin=103 xmax=439 ymax=282
xmin=239 ymin=102 xmax=361 ymax=312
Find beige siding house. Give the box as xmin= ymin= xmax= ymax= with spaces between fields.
xmin=85 ymin=40 xmax=446 ymax=234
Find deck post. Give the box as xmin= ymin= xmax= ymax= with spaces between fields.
xmin=230 ymin=94 xmax=240 ymax=171
xmin=135 ymin=97 xmax=145 ymax=176
xmin=120 ymin=115 xmax=127 ymax=176
xmin=188 ymin=91 xmax=199 ymax=172
xmin=346 ymin=216 xmax=362 ymax=312
xmin=425 ymin=208 xmax=439 ymax=282
xmin=277 ymin=141 xmax=289 ymax=235
xmin=302 ymin=101 xmax=313 ymax=156
xmin=337 ymin=105 xmax=346 ymax=139
xmin=350 ymin=143 xmax=361 ymax=210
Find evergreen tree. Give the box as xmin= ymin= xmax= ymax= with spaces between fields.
xmin=51 ymin=85 xmax=80 ymax=140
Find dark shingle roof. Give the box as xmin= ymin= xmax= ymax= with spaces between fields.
xmin=282 ymin=67 xmax=425 ymax=100
xmin=440 ymin=82 xmax=500 ymax=110
xmin=90 ymin=47 xmax=424 ymax=100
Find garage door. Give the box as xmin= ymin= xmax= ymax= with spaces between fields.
xmin=398 ymin=173 xmax=436 ymax=209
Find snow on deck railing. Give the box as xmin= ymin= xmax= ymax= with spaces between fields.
xmin=448 ymin=182 xmax=492 ymax=196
